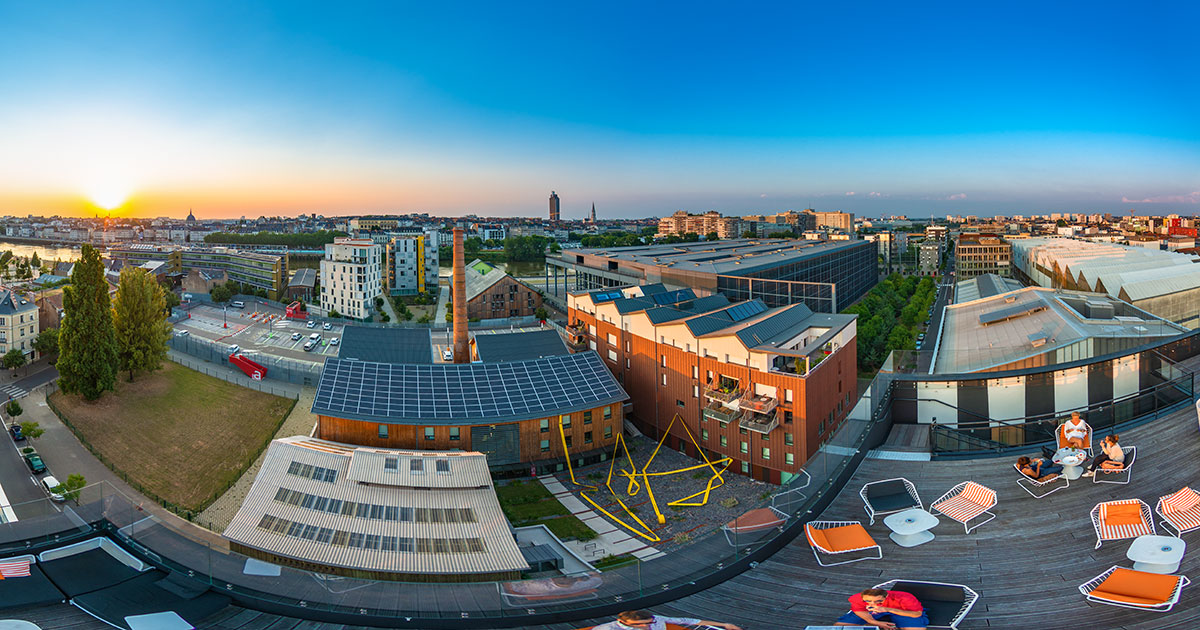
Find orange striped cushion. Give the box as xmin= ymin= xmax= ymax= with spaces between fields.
xmin=934 ymin=495 xmax=989 ymax=522
xmin=0 ymin=559 xmax=31 ymax=578
xmin=959 ymin=482 xmax=995 ymax=507
xmin=1164 ymin=505 xmax=1200 ymax=532
xmin=1163 ymin=487 xmax=1200 ymax=514
xmin=1099 ymin=502 xmax=1151 ymax=540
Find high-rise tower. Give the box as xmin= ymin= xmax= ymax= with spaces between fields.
xmin=590 ymin=203 xmax=596 ymax=223
xmin=549 ymin=191 xmax=560 ymax=222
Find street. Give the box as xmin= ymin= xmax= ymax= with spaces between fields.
xmin=0 ymin=362 xmax=62 ymax=521
xmin=917 ymin=260 xmax=955 ymax=374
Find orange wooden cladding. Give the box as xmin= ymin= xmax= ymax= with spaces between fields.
xmin=316 ymin=402 xmax=622 ymax=462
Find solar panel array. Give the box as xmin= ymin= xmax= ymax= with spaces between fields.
xmin=312 ymin=353 xmax=626 ymax=424
xmin=979 ymin=301 xmax=1047 ymax=326
xmin=590 ymin=290 xmax=624 ymax=303
xmin=651 ymin=288 xmax=696 ymax=305
xmin=726 ymin=299 xmax=768 ymax=322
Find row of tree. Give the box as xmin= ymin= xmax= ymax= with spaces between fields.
xmin=204 ymin=230 xmax=347 ymax=248
xmin=842 ymin=275 xmax=937 ymax=372
xmin=58 ymin=245 xmax=172 ymax=400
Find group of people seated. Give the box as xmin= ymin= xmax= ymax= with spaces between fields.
xmin=1016 ymin=411 xmax=1126 ymax=481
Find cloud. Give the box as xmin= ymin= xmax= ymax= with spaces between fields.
xmin=1121 ymin=191 xmax=1200 ymax=204
xmin=760 ymin=193 xmax=768 ymax=198
xmin=947 ymin=193 xmax=967 ymax=201
xmin=868 ymin=191 xmax=883 ymax=198
xmin=845 ymin=191 xmax=856 ymax=196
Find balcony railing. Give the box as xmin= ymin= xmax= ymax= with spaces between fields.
xmin=739 ymin=394 xmax=778 ymax=416
xmin=739 ymin=411 xmax=780 ymax=435
xmin=702 ymin=402 xmax=741 ymax=424
xmin=703 ymin=386 xmax=742 ymax=404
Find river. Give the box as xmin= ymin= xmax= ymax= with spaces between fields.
xmin=0 ymin=241 xmax=84 ymax=264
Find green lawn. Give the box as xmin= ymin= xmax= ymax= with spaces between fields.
xmin=495 ymin=480 xmax=553 ymax=504
xmin=542 ymin=515 xmax=598 ymax=541
xmin=50 ymin=361 xmax=294 ymax=513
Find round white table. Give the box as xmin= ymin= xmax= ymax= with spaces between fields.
xmin=1053 ymin=447 xmax=1087 ymax=480
xmin=0 ymin=621 xmax=44 ymax=630
xmin=1127 ymin=535 xmax=1186 ymax=574
xmin=884 ymin=508 xmax=939 ymax=547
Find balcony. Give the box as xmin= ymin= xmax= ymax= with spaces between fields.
xmin=702 ymin=402 xmax=741 ymax=424
xmin=739 ymin=393 xmax=778 ymax=416
xmin=739 ymin=411 xmax=780 ymax=435
xmin=703 ymin=385 xmax=742 ymax=404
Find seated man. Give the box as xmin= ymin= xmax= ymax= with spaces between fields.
xmin=1018 ymin=455 xmax=1063 ymax=481
xmin=836 ymin=587 xmax=928 ymax=629
xmin=592 ymin=610 xmax=742 ymax=630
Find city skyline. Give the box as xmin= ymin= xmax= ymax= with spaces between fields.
xmin=1 ymin=2 xmax=1197 ymax=219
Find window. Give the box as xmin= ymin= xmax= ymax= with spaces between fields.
xmin=540 ymin=419 xmax=549 ymax=433
xmin=604 ymin=406 xmax=612 ymax=419
xmin=449 ymin=427 xmax=460 ymax=441
xmin=540 ymin=439 xmax=550 ymax=452
xmin=565 ymin=435 xmax=573 ymax=448
xmin=785 ymin=453 xmax=795 ymax=465
xmin=740 ymin=441 xmax=748 ymax=454
xmin=584 ymin=431 xmax=593 ymax=444
xmin=720 ymin=435 xmax=728 ymax=447
xmin=378 ymin=424 xmax=389 ymax=439
xmin=692 ymin=366 xmax=698 ymax=379
xmin=741 ymin=461 xmax=750 ymax=474
xmin=784 ymin=410 xmax=793 ymax=424
xmin=584 ymin=410 xmax=592 ymax=424
xmin=785 ymin=389 xmax=793 ymax=403
xmin=410 ymin=459 xmax=424 ymax=473
xmin=662 ymin=374 xmax=667 ymax=386
xmin=701 ymin=429 xmax=709 ymax=442
xmin=604 ymin=426 xmax=613 ymax=439
xmin=562 ymin=415 xmax=571 ymax=429
xmin=693 ymin=385 xmax=699 ymax=398
xmin=661 ymin=355 xmax=666 ymax=367
xmin=784 ymin=433 xmax=793 ymax=446
xmin=762 ymin=447 xmax=771 ymax=460
xmin=424 ymin=427 xmax=435 ymax=441
xmin=436 ymin=459 xmax=450 ymax=474
xmin=676 ymin=399 xmax=685 ymax=408
xmin=739 ymin=427 xmax=748 ymax=435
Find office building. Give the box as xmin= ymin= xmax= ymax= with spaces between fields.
xmin=657 ymin=211 xmax=741 ymax=239
xmin=547 ymin=238 xmax=877 ymax=313
xmin=349 ymin=217 xmax=402 ymax=232
xmin=109 ymin=244 xmax=288 ymax=299
xmin=320 ymin=238 xmax=382 ymax=320
xmin=549 ymin=191 xmax=560 ymax=222
xmin=812 ymin=211 xmax=854 ymax=233
xmin=919 ymin=241 xmax=942 ymax=275
xmin=567 ymin=284 xmax=857 ymax=484
xmin=955 ymin=233 xmax=1011 ymax=279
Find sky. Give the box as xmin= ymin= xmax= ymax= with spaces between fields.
xmin=0 ymin=1 xmax=1197 ymax=220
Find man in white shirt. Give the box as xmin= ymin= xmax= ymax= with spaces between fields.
xmin=592 ymin=610 xmax=743 ymax=630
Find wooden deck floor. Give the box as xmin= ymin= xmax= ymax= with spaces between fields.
xmin=8 ymin=404 xmax=1200 ymax=630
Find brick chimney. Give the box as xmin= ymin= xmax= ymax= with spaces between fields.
xmin=452 ymin=227 xmax=469 ymax=363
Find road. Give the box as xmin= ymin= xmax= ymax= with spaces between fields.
xmin=0 ymin=362 xmax=64 ymax=521
xmin=917 ymin=261 xmax=955 ymax=374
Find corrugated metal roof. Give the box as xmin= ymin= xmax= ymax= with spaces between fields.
xmin=339 ymin=326 xmax=433 ymax=364
xmin=223 ymin=437 xmax=528 ymax=576
xmin=474 ymin=330 xmax=569 ymax=362
xmin=735 ymin=303 xmax=815 ymax=347
xmin=463 ymin=259 xmax=508 ymax=302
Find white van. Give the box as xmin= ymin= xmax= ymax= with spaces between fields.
xmin=309 ymin=333 xmax=321 ymax=341
xmin=42 ymin=475 xmax=65 ymax=501
xmin=230 ymin=301 xmax=246 ymax=309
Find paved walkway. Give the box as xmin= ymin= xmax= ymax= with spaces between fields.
xmin=434 ymin=283 xmax=449 ymax=322
xmin=538 ymin=474 xmax=665 ymax=562
xmin=379 ymin=294 xmax=399 ymax=322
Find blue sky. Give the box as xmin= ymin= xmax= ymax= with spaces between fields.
xmin=0 ymin=1 xmax=1197 ymax=218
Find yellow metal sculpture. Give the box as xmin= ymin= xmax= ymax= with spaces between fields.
xmin=560 ymin=413 xmax=733 ymax=542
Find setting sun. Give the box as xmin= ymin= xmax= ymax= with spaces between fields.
xmin=85 ymin=182 xmax=131 ymax=211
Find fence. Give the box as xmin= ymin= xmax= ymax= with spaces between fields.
xmin=168 ymin=333 xmax=320 ymax=388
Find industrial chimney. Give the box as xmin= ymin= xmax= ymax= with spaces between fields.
xmin=452 ymin=227 xmax=469 ymax=363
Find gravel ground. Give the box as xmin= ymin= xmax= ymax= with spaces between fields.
xmin=554 ymin=435 xmax=778 ymax=553
xmin=197 ymin=387 xmax=319 ymax=531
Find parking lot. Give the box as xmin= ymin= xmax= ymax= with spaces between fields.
xmin=174 ymin=302 xmax=344 ymax=364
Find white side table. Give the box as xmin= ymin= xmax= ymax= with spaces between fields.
xmin=1053 ymin=447 xmax=1087 ymax=480
xmin=1127 ymin=535 xmax=1186 ymax=574
xmin=884 ymin=508 xmax=939 ymax=547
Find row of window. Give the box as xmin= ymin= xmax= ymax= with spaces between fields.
xmin=256 ymin=514 xmax=485 ymax=553
xmin=540 ymin=425 xmax=612 ymax=452
xmin=272 ymin=487 xmax=477 ymax=523
xmin=537 ymin=409 xmax=613 ymax=433
xmin=381 ymin=456 xmax=451 ymax=473
xmin=380 ymin=425 xmax=464 ymax=441
xmin=287 ymin=461 xmax=338 ymax=483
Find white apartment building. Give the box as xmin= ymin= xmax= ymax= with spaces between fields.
xmin=320 ymin=238 xmax=382 ymax=320
xmin=0 ymin=290 xmax=39 ymax=360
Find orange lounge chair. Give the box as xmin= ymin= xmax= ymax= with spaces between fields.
xmin=1056 ymin=421 xmax=1092 ymax=455
xmin=1079 ymin=566 xmax=1190 ymax=612
xmin=1091 ymin=499 xmax=1154 ymax=549
xmin=805 ymin=520 xmax=882 ymax=567
xmin=723 ymin=506 xmax=788 ymax=545
xmin=932 ymin=481 xmax=997 ymax=534
xmin=1157 ymin=486 xmax=1200 ymax=537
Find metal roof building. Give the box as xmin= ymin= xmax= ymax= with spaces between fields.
xmin=223 ymin=437 xmax=528 ymax=581
xmin=473 ymin=329 xmax=569 ymax=362
xmin=1011 ymin=237 xmax=1200 ymax=328
xmin=337 ymin=326 xmax=433 ymax=364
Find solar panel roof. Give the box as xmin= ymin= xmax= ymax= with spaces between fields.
xmin=651 ymin=288 xmax=696 ymax=305
xmin=727 ymin=300 xmax=768 ymax=322
xmin=589 ymin=290 xmax=624 ymax=303
xmin=979 ymin=301 xmax=1046 ymax=326
xmin=337 ymin=326 xmax=432 ymax=364
xmin=475 ymin=330 xmax=569 ymax=362
xmin=311 ymin=352 xmax=627 ymax=425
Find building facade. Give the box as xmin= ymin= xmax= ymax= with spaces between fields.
xmin=0 ymin=291 xmax=39 ymax=361
xmin=657 ymin=211 xmax=741 ymax=239
xmin=813 ymin=211 xmax=854 ymax=233
xmin=955 ymin=233 xmax=1011 ymax=279
xmin=567 ymin=284 xmax=857 ymax=484
xmin=109 ymin=244 xmax=287 ymax=299
xmin=462 ymin=259 xmax=543 ymax=320
xmin=386 ymin=231 xmax=439 ymax=296
xmin=320 ymin=238 xmax=383 ymax=320
xmin=918 ymin=241 xmax=942 ymax=275
xmin=549 ymin=191 xmax=560 ymax=222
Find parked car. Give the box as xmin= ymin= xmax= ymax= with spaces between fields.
xmin=230 ymin=301 xmax=246 ymax=309
xmin=228 ymin=344 xmax=241 ymax=354
xmin=442 ymin=348 xmax=453 ymax=361
xmin=24 ymin=452 xmax=45 ymax=474
xmin=307 ymin=320 xmax=316 ymax=329
xmin=176 ymin=330 xmax=189 ymax=337
xmin=41 ymin=475 xmax=65 ymax=501
xmin=309 ymin=333 xmax=321 ymax=341
xmin=291 ymin=332 xmax=302 ymax=341
xmin=8 ymin=423 xmax=24 ymax=442
xmin=330 ymin=337 xmax=340 ymax=346
xmin=303 ymin=341 xmax=316 ymax=352
xmin=323 ymin=322 xmax=332 ymax=331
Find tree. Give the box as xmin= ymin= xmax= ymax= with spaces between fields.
xmin=210 ymin=284 xmax=232 ymax=303
xmin=374 ymin=296 xmax=384 ymax=308
xmin=113 ymin=268 xmax=172 ymax=382
xmin=329 ymin=309 xmax=341 ymax=318
xmin=742 ymin=230 xmax=757 ymax=238
xmin=30 ymin=252 xmax=40 ymax=269
xmin=58 ymin=244 xmax=119 ymax=400
xmin=535 ymin=307 xmax=548 ymax=320
xmin=7 ymin=400 xmax=23 ymax=422
xmin=3 ymin=348 xmax=26 ymax=373
xmin=161 ymin=285 xmax=181 ymax=310
xmin=18 ymin=421 xmax=43 ymax=441
xmin=33 ymin=328 xmax=59 ymax=356
xmin=51 ymin=473 xmax=86 ymax=504
xmin=706 ymin=231 xmax=719 ymax=241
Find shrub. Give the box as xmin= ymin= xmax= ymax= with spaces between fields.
xmin=719 ymin=497 xmax=739 ymax=509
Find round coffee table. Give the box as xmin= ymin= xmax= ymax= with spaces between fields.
xmin=1053 ymin=447 xmax=1087 ymax=480
xmin=883 ymin=508 xmax=939 ymax=547
xmin=1127 ymin=535 xmax=1186 ymax=574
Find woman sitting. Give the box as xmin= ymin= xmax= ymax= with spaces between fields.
xmin=1018 ymin=455 xmax=1063 ymax=481
xmin=1083 ymin=434 xmax=1125 ymax=477
xmin=1060 ymin=411 xmax=1090 ymax=449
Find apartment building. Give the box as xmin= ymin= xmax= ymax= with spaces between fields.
xmin=657 ymin=211 xmax=741 ymax=238
xmin=109 ymin=244 xmax=287 ymax=299
xmin=385 ymin=230 xmax=439 ymax=296
xmin=0 ymin=290 xmax=39 ymax=360
xmin=918 ymin=241 xmax=942 ymax=275
xmin=955 ymin=233 xmax=1011 ymax=279
xmin=320 ymin=238 xmax=382 ymax=320
xmin=812 ymin=211 xmax=854 ymax=233
xmin=567 ymin=284 xmax=857 ymax=484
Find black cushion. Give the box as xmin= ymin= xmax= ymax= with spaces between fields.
xmin=889 ymin=582 xmax=967 ymax=626
xmin=154 ymin=571 xmax=209 ymax=600
xmin=40 ymin=548 xmax=143 ymax=597
xmin=0 ymin=564 xmax=66 ymax=609
xmin=867 ymin=492 xmax=919 ymax=512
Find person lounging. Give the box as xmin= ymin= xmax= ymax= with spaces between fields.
xmin=836 ymin=587 xmax=928 ymax=629
xmin=1060 ymin=411 xmax=1089 ymax=449
xmin=1082 ymin=434 xmax=1125 ymax=478
xmin=1018 ymin=455 xmax=1063 ymax=481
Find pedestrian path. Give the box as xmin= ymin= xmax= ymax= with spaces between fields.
xmin=0 ymin=383 xmax=28 ymax=401
xmin=538 ymin=474 xmax=666 ymax=563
